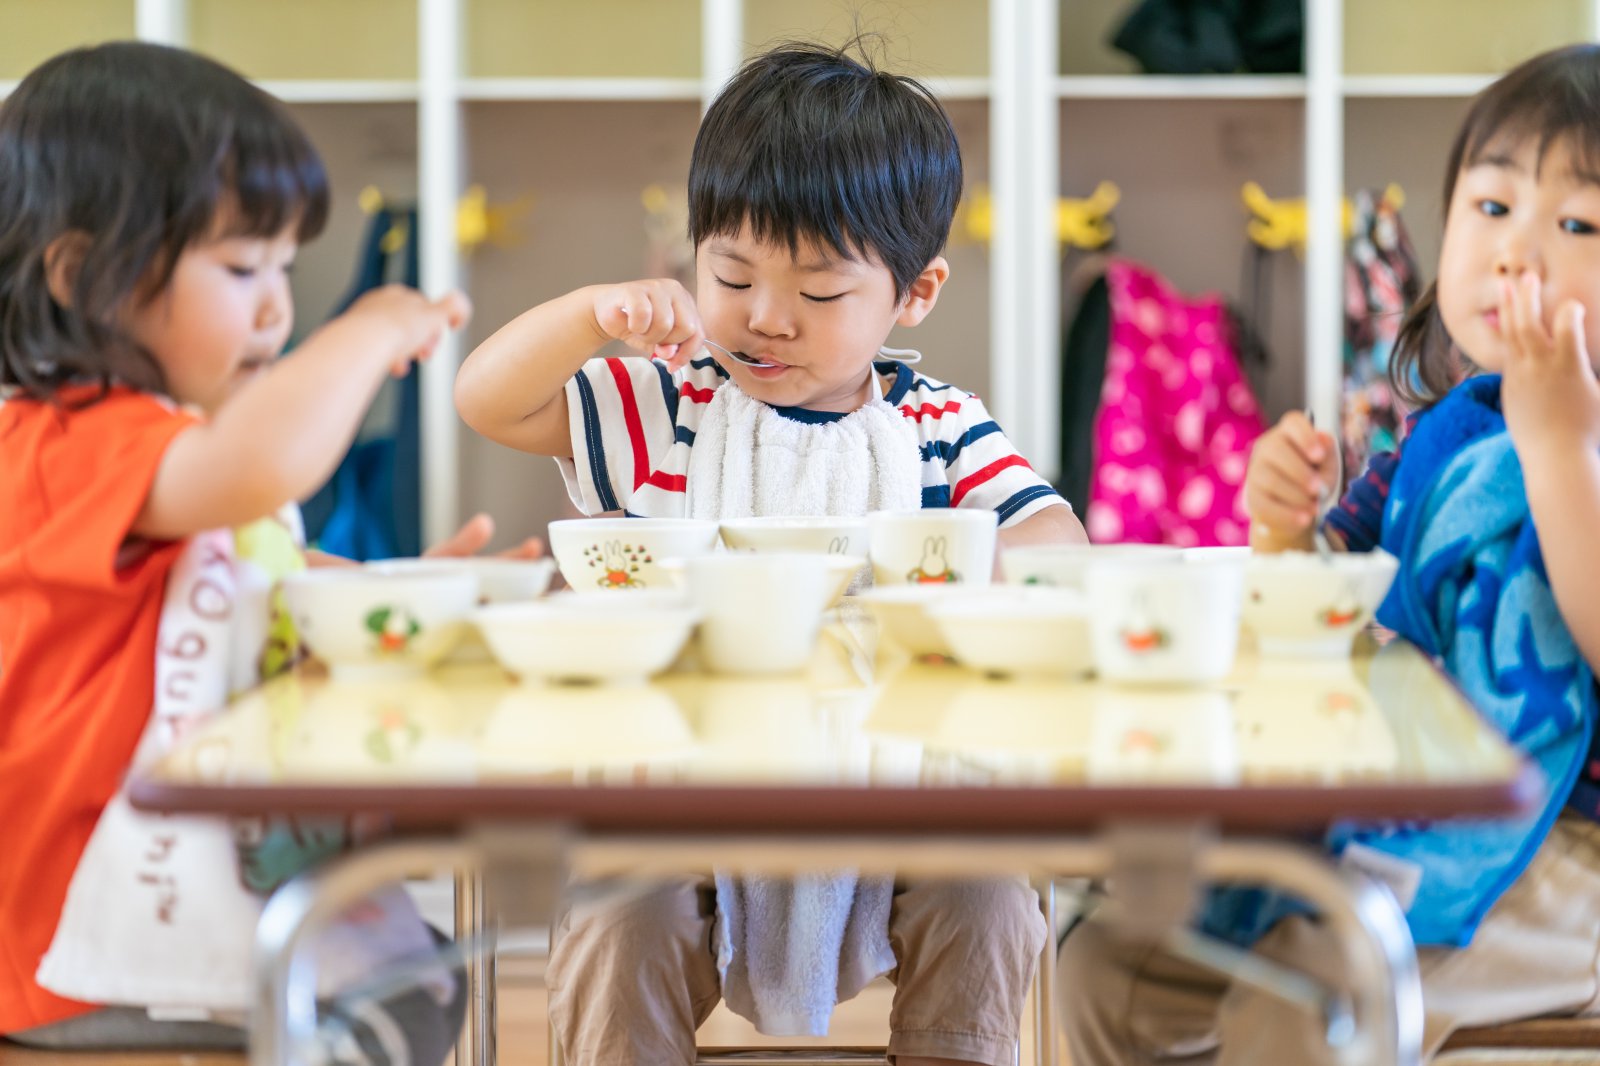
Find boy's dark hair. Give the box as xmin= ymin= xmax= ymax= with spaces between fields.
xmin=1391 ymin=44 xmax=1600 ymax=409
xmin=688 ymin=40 xmax=963 ymax=301
xmin=0 ymin=41 xmax=329 ymax=402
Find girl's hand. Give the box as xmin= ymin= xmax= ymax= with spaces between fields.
xmin=1500 ymin=271 xmax=1600 ymax=461
xmin=347 ymin=285 xmax=473 ymax=377
xmin=423 ymin=512 xmax=545 ymax=559
xmin=590 ymin=279 xmax=706 ymax=371
xmin=1244 ymin=411 xmax=1340 ymax=551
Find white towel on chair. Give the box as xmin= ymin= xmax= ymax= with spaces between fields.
xmin=686 ymin=375 xmax=919 ymax=1036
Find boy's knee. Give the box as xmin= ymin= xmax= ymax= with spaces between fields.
xmin=555 ymin=876 xmax=710 ymax=961
xmin=895 ymin=877 xmax=1049 ymax=957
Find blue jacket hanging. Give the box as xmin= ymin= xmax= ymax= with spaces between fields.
xmin=300 ymin=205 xmax=423 ymax=560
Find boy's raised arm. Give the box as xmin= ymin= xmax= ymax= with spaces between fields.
xmin=455 ymin=280 xmax=706 ymax=458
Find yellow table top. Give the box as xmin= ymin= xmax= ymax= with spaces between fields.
xmin=131 ymin=618 xmax=1535 ymax=833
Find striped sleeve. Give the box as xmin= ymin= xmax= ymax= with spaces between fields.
xmin=923 ymin=391 xmax=1068 ymax=528
xmin=557 ymin=356 xmax=687 ymax=515
xmin=1323 ymin=448 xmax=1399 ymax=553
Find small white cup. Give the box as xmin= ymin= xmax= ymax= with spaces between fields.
xmin=1084 ymin=554 xmax=1245 ymax=685
xmin=683 ymin=553 xmax=837 ymax=674
xmin=867 ymin=509 xmax=998 ymax=587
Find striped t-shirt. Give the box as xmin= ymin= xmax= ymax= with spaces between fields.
xmin=558 ymin=356 xmax=1067 ymax=526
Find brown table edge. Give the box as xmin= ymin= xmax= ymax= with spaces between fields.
xmin=128 ymin=765 xmax=1543 ymax=835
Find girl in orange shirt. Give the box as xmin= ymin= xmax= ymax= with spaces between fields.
xmin=0 ymin=42 xmax=470 ymax=1063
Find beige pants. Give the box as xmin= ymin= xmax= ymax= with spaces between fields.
xmin=1058 ymin=814 xmax=1600 ymax=1064
xmin=546 ymin=876 xmax=1048 ymax=1066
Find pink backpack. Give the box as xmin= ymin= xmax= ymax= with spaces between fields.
xmin=1085 ymin=259 xmax=1265 ymax=546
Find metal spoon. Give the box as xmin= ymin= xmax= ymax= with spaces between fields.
xmin=702 ymin=338 xmax=779 ymax=369
xmin=1307 ymin=410 xmax=1343 ymax=561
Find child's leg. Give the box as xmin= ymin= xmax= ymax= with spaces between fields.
xmin=1056 ymin=916 xmax=1229 ymax=1065
xmin=1063 ymin=813 xmax=1600 ymax=1065
xmin=546 ymin=874 xmax=721 ymax=1066
xmin=885 ymin=877 xmax=1048 ymax=1066
xmin=1388 ymin=812 xmax=1600 ymax=1053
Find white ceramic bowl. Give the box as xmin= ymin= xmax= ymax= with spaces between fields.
xmin=367 ymin=557 xmax=556 ymax=604
xmin=1000 ymin=543 xmax=1179 ymax=590
xmin=1083 ymin=554 xmax=1245 ymax=685
xmin=1242 ymin=549 xmax=1399 ymax=656
xmin=681 ymin=553 xmax=838 ymax=674
xmin=856 ymin=584 xmax=993 ymax=658
xmin=866 ymin=509 xmax=998 ymax=587
xmin=718 ymin=515 xmax=870 ymax=558
xmin=547 ymin=517 xmax=720 ymax=593
xmin=474 ymin=591 xmax=699 ymax=683
xmin=282 ymin=569 xmax=478 ymax=681
xmin=660 ymin=552 xmax=866 ymax=607
xmin=926 ymin=588 xmax=1094 ymax=677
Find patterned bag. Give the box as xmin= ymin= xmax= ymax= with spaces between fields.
xmin=1085 ymin=259 xmax=1266 ymax=546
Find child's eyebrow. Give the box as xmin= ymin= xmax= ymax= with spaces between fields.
xmin=1470 ymin=153 xmax=1526 ymax=174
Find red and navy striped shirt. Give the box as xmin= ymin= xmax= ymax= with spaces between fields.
xmin=557 ymin=357 xmax=1067 ymax=526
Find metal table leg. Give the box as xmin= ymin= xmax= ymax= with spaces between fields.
xmin=1032 ymin=875 xmax=1058 ymax=1066
xmin=1202 ymin=841 xmax=1422 ymax=1066
xmin=252 ymin=838 xmax=474 ymax=1066
xmin=455 ymin=870 xmax=498 ymax=1066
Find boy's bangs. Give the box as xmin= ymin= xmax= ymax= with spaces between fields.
xmin=695 ymin=159 xmax=874 ymax=270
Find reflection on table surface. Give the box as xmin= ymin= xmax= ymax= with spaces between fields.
xmin=148 ymin=609 xmax=1522 ymax=795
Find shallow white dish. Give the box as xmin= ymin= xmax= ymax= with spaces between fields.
xmin=1242 ymin=549 xmax=1399 ymax=657
xmin=661 ymin=551 xmax=866 ymax=607
xmin=999 ymin=543 xmax=1178 ymax=591
xmin=927 ymin=588 xmax=1093 ymax=677
xmin=282 ymin=568 xmax=477 ymax=681
xmin=367 ymin=556 xmax=555 ymax=604
xmin=548 ymin=517 xmax=719 ymax=593
xmin=855 ymin=584 xmax=994 ymax=658
xmin=474 ymin=592 xmax=699 ymax=683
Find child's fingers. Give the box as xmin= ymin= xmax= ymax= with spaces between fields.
xmin=1505 ymin=272 xmax=1551 ymax=359
xmin=1250 ymin=461 xmax=1319 ymax=519
xmin=433 ymin=289 xmax=472 ymax=329
xmin=1254 ymin=439 xmax=1320 ymax=498
xmin=1554 ymin=299 xmax=1591 ymax=372
xmin=1246 ymin=488 xmax=1315 ymax=533
xmin=1274 ymin=411 xmax=1327 ymax=467
xmin=643 ymin=287 xmax=677 ymax=342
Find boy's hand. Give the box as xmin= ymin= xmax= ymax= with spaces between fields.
xmin=346 ymin=285 xmax=472 ymax=377
xmin=591 ymin=279 xmax=706 ymax=371
xmin=1501 ymin=271 xmax=1600 ymax=463
xmin=1244 ymin=411 xmax=1339 ymax=551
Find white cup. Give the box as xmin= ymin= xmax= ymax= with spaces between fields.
xmin=866 ymin=509 xmax=998 ymax=587
xmin=682 ymin=553 xmax=837 ymax=674
xmin=1084 ymin=555 xmax=1245 ymax=685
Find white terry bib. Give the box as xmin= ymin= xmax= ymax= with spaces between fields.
xmin=685 ymin=366 xmax=918 ymax=1035
xmin=685 ymin=368 xmax=922 ymax=520
xmin=38 ymin=510 xmax=443 ymax=1015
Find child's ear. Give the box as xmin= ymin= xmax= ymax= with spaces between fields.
xmin=895 ymin=256 xmax=950 ymax=328
xmin=43 ymin=232 xmax=91 ymax=308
